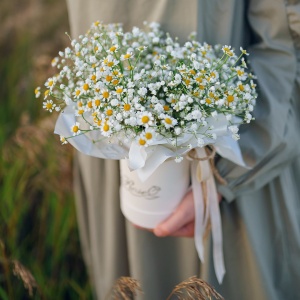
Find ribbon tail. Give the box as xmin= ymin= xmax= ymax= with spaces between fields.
xmin=192 ymin=161 xmax=205 ymax=262
xmin=208 ymin=175 xmax=226 ymax=284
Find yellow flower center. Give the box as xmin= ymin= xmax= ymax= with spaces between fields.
xmin=72 ymin=125 xmax=79 ymax=133
xmin=83 ymin=83 xmax=89 ymax=91
xmin=112 ymin=79 xmax=119 ymax=85
xmin=171 ymin=99 xmax=176 ymax=103
xmin=189 ymin=70 xmax=196 ymax=75
xmin=106 ymin=109 xmax=113 ymax=116
xmin=34 ymin=88 xmax=39 ymax=94
xmin=193 ymin=92 xmax=199 ymax=97
xmin=141 ymin=116 xmax=150 ymax=123
xmin=239 ymin=84 xmax=245 ymax=91
xmin=205 ymin=98 xmax=212 ymax=104
xmin=95 ymin=88 xmax=100 ymax=93
xmin=139 ymin=139 xmax=146 ymax=146
xmin=199 ymin=85 xmax=205 ymax=90
xmin=95 ymin=99 xmax=101 ymax=106
xmin=109 ymin=46 xmax=117 ymax=52
xmin=91 ymin=75 xmax=96 ymax=81
xmin=103 ymin=124 xmax=110 ymax=131
xmin=237 ymin=70 xmax=244 ymax=76
xmin=75 ymin=90 xmax=81 ymax=96
xmin=102 ymin=91 xmax=109 ymax=99
xmin=124 ymin=53 xmax=131 ymax=59
xmin=78 ymin=109 xmax=84 ymax=115
xmin=94 ymin=46 xmax=98 ymax=52
xmin=116 ymin=88 xmax=123 ymax=94
xmin=46 ymin=103 xmax=53 ymax=109
xmin=196 ymin=77 xmax=202 ymax=83
xmin=165 ymin=118 xmax=172 ymax=125
xmin=44 ymin=90 xmax=50 ymax=96
xmin=145 ymin=132 xmax=152 ymax=140
xmin=124 ymin=104 xmax=131 ymax=111
xmin=48 ymin=80 xmax=53 ymax=87
xmin=76 ymin=52 xmax=80 ymax=57
xmin=184 ymin=79 xmax=190 ymax=85
xmin=77 ymin=101 xmax=83 ymax=107
xmin=163 ymin=105 xmax=170 ymax=111
xmin=227 ymin=95 xmax=234 ymax=102
xmin=106 ymin=75 xmax=112 ymax=82
xmin=87 ymin=101 xmax=93 ymax=108
xmin=94 ymin=21 xmax=100 ymax=26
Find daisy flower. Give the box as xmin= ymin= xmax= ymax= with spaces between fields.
xmin=160 ymin=114 xmax=178 ymax=129
xmin=138 ymin=111 xmax=154 ymax=127
xmin=43 ymin=100 xmax=56 ymax=112
xmin=71 ymin=122 xmax=81 ymax=136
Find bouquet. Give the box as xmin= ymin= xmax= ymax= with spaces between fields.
xmin=36 ymin=21 xmax=257 ymax=283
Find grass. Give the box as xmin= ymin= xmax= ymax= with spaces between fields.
xmin=0 ymin=0 xmax=92 ymax=298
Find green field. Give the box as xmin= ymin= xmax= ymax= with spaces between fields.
xmin=0 ymin=0 xmax=92 ymax=298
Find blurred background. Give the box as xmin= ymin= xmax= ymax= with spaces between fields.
xmin=0 ymin=0 xmax=92 ymax=298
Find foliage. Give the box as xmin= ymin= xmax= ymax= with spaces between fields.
xmin=0 ymin=0 xmax=92 ymax=298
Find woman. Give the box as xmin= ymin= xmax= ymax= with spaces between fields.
xmin=67 ymin=0 xmax=300 ymax=299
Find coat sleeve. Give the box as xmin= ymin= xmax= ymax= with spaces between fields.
xmin=197 ymin=0 xmax=300 ymax=202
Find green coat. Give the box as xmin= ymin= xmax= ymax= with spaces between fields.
xmin=67 ymin=0 xmax=300 ymax=299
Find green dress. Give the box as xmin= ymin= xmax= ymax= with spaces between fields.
xmin=67 ymin=0 xmax=300 ymax=299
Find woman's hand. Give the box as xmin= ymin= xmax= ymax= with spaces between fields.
xmin=153 ymin=190 xmax=222 ymax=238
xmin=153 ymin=189 xmax=195 ymax=237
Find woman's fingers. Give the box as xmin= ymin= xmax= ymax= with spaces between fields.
xmin=153 ymin=190 xmax=195 ymax=237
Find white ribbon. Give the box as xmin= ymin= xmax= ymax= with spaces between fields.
xmin=191 ymin=147 xmax=225 ymax=284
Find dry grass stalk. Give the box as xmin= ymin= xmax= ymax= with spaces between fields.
xmin=107 ymin=276 xmax=142 ymax=300
xmin=167 ymin=276 xmax=224 ymax=300
xmin=12 ymin=260 xmax=38 ymax=297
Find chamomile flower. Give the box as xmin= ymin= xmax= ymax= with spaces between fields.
xmin=121 ymin=52 xmax=133 ymax=61
xmin=235 ymin=67 xmax=247 ymax=80
xmin=138 ymin=112 xmax=154 ymax=127
xmin=60 ymin=136 xmax=68 ymax=144
xmin=115 ymin=86 xmax=124 ymax=96
xmin=45 ymin=77 xmax=56 ymax=90
xmin=43 ymin=100 xmax=56 ymax=112
xmin=222 ymin=45 xmax=234 ymax=56
xmin=101 ymin=121 xmax=112 ymax=136
xmin=71 ymin=122 xmax=81 ymax=136
xmin=240 ymin=47 xmax=249 ymax=56
xmin=160 ymin=114 xmax=178 ymax=129
xmin=34 ymin=87 xmax=41 ymax=98
xmin=51 ymin=57 xmax=59 ymax=67
xmin=107 ymin=45 xmax=119 ymax=53
xmin=104 ymin=106 xmax=114 ymax=117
